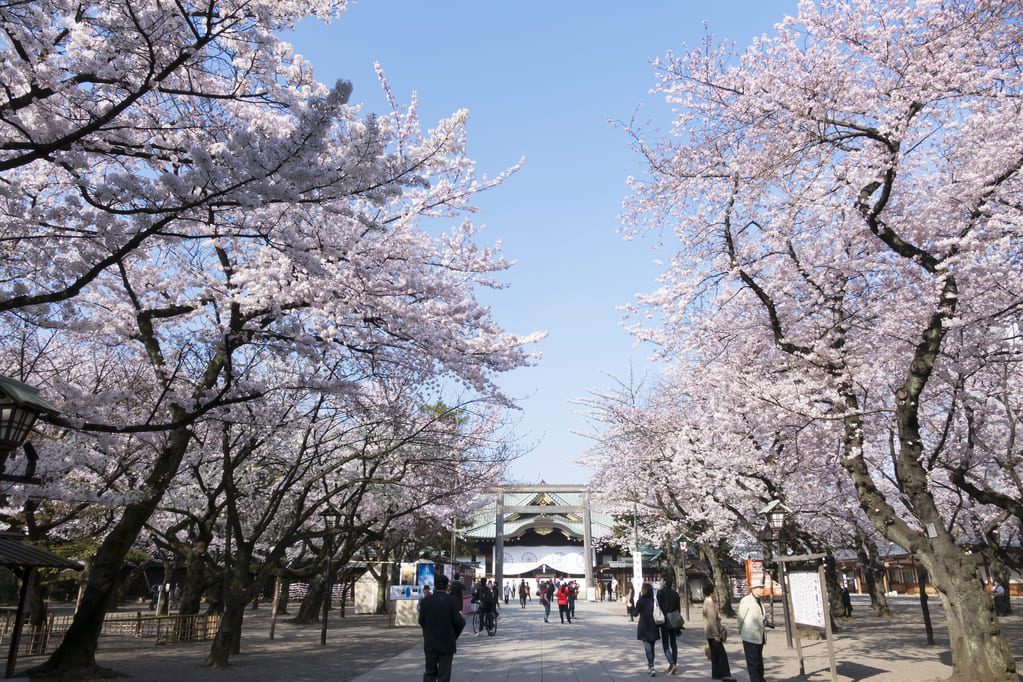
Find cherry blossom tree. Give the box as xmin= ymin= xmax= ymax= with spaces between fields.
xmin=1 ymin=1 xmax=540 ymax=676
xmin=621 ymin=1 xmax=1022 ymax=679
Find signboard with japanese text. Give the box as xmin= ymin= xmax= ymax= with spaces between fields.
xmin=788 ymin=571 xmax=826 ymax=629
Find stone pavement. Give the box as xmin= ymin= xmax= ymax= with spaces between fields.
xmin=11 ymin=595 xmax=1020 ymax=681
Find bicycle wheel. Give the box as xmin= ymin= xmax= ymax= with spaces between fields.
xmin=471 ymin=609 xmax=481 ymax=634
xmin=486 ymin=611 xmax=497 ymax=637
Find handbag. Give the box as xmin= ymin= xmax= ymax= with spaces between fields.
xmin=704 ymin=643 xmax=712 ymax=659
xmin=652 ymin=596 xmax=665 ymax=624
xmin=666 ymin=609 xmax=684 ymax=630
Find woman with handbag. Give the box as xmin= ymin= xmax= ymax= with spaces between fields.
xmin=702 ymin=582 xmax=735 ymax=681
xmin=656 ymin=574 xmax=682 ymax=675
xmin=628 ymin=582 xmax=660 ymax=676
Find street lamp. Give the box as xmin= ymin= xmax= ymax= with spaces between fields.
xmin=0 ymin=375 xmax=60 ymax=484
xmin=319 ymin=503 xmax=343 ymax=646
xmin=759 ymin=499 xmax=794 ymax=648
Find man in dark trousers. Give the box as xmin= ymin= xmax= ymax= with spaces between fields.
xmin=419 ymin=574 xmax=465 ymax=682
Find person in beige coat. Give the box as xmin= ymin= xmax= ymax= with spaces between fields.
xmin=702 ymin=583 xmax=734 ymax=681
xmin=736 ymin=581 xmax=768 ymax=682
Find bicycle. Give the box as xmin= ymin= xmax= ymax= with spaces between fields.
xmin=484 ymin=607 xmax=497 ymax=636
xmin=471 ymin=605 xmax=481 ymax=634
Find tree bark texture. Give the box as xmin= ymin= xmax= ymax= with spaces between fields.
xmin=856 ymin=538 xmax=893 ymax=617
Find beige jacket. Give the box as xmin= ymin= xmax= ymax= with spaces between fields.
xmin=702 ymin=595 xmax=724 ymax=639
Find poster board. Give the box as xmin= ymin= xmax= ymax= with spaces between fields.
xmin=400 ymin=563 xmax=416 ymax=586
xmin=389 ymin=585 xmax=423 ymax=600
xmin=788 ymin=570 xmax=826 ymax=629
xmin=416 ymin=562 xmax=436 ymax=588
xmin=745 ymin=559 xmax=783 ymax=598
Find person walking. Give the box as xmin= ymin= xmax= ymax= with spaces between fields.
xmin=656 ymin=574 xmax=682 ymax=675
xmin=519 ymin=580 xmax=527 ymax=608
xmin=419 ymin=574 xmax=465 ymax=682
xmin=841 ymin=584 xmax=853 ymax=617
xmin=449 ymin=574 xmax=465 ymax=614
xmin=628 ymin=582 xmax=660 ymax=676
xmin=540 ymin=581 xmax=553 ymax=622
xmin=556 ymin=581 xmax=572 ymax=623
xmin=626 ymin=582 xmax=636 ymax=621
xmin=737 ymin=580 xmax=768 ymax=682
xmin=703 ymin=582 xmax=734 ymax=681
xmin=568 ymin=580 xmax=578 ymax=620
xmin=503 ymin=583 xmax=511 ymax=605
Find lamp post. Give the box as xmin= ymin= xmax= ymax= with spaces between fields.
xmin=759 ymin=499 xmax=794 ymax=648
xmin=0 ymin=375 xmax=60 ymax=485
xmin=319 ymin=503 xmax=342 ymax=646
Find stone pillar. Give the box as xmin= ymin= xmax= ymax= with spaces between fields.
xmin=583 ymin=490 xmax=594 ymax=599
xmin=495 ymin=493 xmax=504 ymax=595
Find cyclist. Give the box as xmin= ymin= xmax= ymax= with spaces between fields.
xmin=473 ymin=578 xmax=497 ymax=636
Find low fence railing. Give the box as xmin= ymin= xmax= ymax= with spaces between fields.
xmin=0 ymin=610 xmax=222 ymax=658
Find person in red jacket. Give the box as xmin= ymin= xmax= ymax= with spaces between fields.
xmin=556 ymin=582 xmax=572 ymax=623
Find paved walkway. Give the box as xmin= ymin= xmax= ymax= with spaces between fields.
xmin=11 ymin=595 xmax=1020 ymax=680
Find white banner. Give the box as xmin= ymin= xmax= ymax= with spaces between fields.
xmin=498 ymin=545 xmax=591 ymax=575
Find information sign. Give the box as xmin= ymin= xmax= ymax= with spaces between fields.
xmin=788 ymin=571 xmax=826 ymax=629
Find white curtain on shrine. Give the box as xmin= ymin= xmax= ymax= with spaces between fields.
xmin=496 ymin=545 xmax=593 ymax=576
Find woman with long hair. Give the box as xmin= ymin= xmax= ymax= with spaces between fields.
xmin=628 ymin=582 xmax=661 ymax=676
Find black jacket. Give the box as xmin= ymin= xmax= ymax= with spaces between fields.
xmin=419 ymin=590 xmax=465 ymax=653
xmin=629 ymin=592 xmax=661 ymax=642
xmin=656 ymin=586 xmax=681 ymax=614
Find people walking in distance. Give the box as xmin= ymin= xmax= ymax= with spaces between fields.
xmin=540 ymin=581 xmax=553 ymax=622
xmin=419 ymin=574 xmax=465 ymax=682
xmin=519 ymin=579 xmax=527 ymax=609
xmin=503 ymin=583 xmax=511 ymax=604
xmin=656 ymin=574 xmax=682 ymax=675
xmin=703 ymin=582 xmax=734 ymax=681
xmin=568 ymin=580 xmax=579 ymax=620
xmin=737 ymin=580 xmax=769 ymax=682
xmin=525 ymin=581 xmax=531 ymax=602
xmin=626 ymin=583 xmax=636 ymax=621
xmin=556 ymin=581 xmax=572 ymax=623
xmin=992 ymin=580 xmax=1011 ymax=616
xmin=841 ymin=584 xmax=853 ymax=617
xmin=628 ymin=582 xmax=660 ymax=677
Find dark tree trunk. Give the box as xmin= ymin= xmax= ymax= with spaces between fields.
xmin=114 ymin=560 xmax=146 ymax=608
xmin=291 ymin=573 xmax=324 ymax=624
xmin=703 ymin=545 xmax=735 ymax=617
xmin=824 ymin=550 xmax=845 ymax=622
xmin=27 ymin=571 xmax=47 ymax=655
xmin=917 ymin=568 xmax=935 ymax=646
xmin=371 ymin=565 xmax=387 ymax=615
xmin=856 ymin=537 xmax=893 ymax=617
xmin=203 ymin=594 xmax=245 ymax=669
xmin=275 ymin=578 xmax=290 ymax=615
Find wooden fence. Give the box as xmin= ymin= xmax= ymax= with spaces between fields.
xmin=0 ymin=610 xmax=222 ymax=658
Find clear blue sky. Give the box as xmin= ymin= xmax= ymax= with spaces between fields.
xmin=285 ymin=0 xmax=798 ymax=484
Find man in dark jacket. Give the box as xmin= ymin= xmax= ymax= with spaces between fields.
xmin=419 ymin=574 xmax=465 ymax=682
